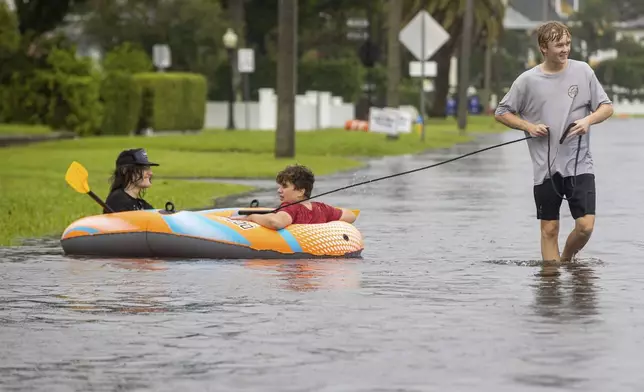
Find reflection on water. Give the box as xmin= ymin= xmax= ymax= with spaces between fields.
xmin=53 ymin=258 xmax=173 ymax=315
xmin=244 ymin=259 xmax=361 ymax=292
xmin=102 ymin=258 xmax=170 ymax=272
xmin=47 ymin=258 xmax=360 ymax=318
xmin=533 ymin=260 xmax=600 ymax=321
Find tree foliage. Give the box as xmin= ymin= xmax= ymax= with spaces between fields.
xmin=14 ymin=0 xmax=88 ymax=40
xmin=613 ymin=0 xmax=644 ymax=21
xmin=568 ymin=0 xmax=617 ymax=60
xmin=81 ymin=0 xmax=226 ymax=71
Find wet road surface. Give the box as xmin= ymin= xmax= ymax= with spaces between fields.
xmin=1 ymin=118 xmax=643 ymax=391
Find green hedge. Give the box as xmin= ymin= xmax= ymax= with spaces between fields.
xmin=209 ymin=57 xmax=365 ymax=103
xmin=102 ymin=42 xmax=153 ymax=74
xmin=133 ymin=72 xmax=207 ymax=131
xmin=0 ymin=1 xmax=19 ymax=65
xmin=0 ymin=71 xmax=51 ymax=124
xmin=50 ymin=75 xmax=103 ymax=136
xmin=595 ymin=57 xmax=644 ymax=97
xmin=0 ymin=71 xmax=102 ymax=135
xmin=99 ymin=72 xmax=142 ymax=135
xmin=211 ymin=55 xmax=276 ymax=101
xmin=298 ymin=58 xmax=364 ymax=102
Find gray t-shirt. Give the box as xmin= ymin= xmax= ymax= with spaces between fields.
xmin=495 ymin=59 xmax=612 ymax=185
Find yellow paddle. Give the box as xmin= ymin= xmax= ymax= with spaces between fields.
xmin=65 ymin=161 xmax=114 ymax=213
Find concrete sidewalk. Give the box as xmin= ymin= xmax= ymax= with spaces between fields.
xmin=0 ymin=131 xmax=76 ymax=147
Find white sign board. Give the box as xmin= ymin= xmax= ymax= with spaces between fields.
xmin=368 ymin=107 xmax=412 ymax=135
xmin=237 ymin=48 xmax=255 ymax=73
xmin=369 ymin=107 xmax=398 ymax=135
xmin=346 ymin=17 xmax=369 ymax=28
xmin=399 ymin=10 xmax=450 ymax=61
xmin=392 ymin=109 xmax=412 ymax=133
xmin=153 ymin=44 xmax=171 ymax=69
xmin=409 ymin=61 xmax=437 ymax=77
xmin=347 ymin=31 xmax=369 ymax=41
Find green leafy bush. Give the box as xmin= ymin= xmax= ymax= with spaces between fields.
xmin=0 ymin=2 xmax=19 ymax=57
xmin=99 ymin=72 xmax=142 ymax=135
xmin=298 ymin=57 xmax=365 ymax=102
xmin=103 ymin=42 xmax=153 ymax=74
xmin=133 ymin=72 xmax=207 ymax=131
xmin=0 ymin=56 xmax=103 ymax=135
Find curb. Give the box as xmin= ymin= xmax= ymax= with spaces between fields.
xmin=0 ymin=131 xmax=76 ymax=147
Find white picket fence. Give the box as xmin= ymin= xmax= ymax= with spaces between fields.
xmin=205 ymin=88 xmax=355 ymax=131
xmin=203 ymin=88 xmax=644 ymax=133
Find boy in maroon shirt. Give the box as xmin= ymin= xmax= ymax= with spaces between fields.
xmin=232 ymin=164 xmax=357 ymax=230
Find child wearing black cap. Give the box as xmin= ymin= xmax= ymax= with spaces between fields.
xmin=104 ymin=148 xmax=159 ymax=213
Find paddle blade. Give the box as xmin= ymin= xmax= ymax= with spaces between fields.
xmin=65 ymin=161 xmax=90 ymax=194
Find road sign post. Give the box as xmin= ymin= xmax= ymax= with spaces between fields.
xmin=153 ymin=44 xmax=171 ymax=72
xmin=398 ymin=8 xmax=449 ymax=141
xmin=237 ymin=48 xmax=255 ymax=130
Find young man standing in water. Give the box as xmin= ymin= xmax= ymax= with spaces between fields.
xmin=494 ymin=21 xmax=614 ymax=262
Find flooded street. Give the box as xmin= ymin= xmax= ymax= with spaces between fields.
xmin=1 ymin=118 xmax=643 ymax=391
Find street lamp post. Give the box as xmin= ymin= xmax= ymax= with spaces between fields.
xmin=223 ymin=28 xmax=238 ymax=130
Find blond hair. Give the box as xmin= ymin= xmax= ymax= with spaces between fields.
xmin=536 ymin=21 xmax=571 ymax=56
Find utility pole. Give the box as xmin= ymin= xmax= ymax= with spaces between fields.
xmin=457 ymin=0 xmax=474 ymax=133
xmin=386 ymin=0 xmax=402 ymax=108
xmin=275 ymin=0 xmax=297 ymax=158
xmin=419 ymin=0 xmax=427 ymax=141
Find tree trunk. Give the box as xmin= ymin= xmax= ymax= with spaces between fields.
xmin=429 ymin=38 xmax=457 ymax=118
xmin=386 ymin=0 xmax=402 ymax=107
xmin=275 ymin=0 xmax=297 ymax=158
xmin=429 ymin=19 xmax=463 ymax=118
xmin=481 ymin=41 xmax=493 ymax=114
xmin=456 ymin=0 xmax=474 ymax=132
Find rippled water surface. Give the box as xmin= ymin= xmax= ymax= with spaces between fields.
xmin=2 ymin=119 xmax=643 ymax=391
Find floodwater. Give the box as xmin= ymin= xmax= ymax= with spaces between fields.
xmin=1 ymin=118 xmax=643 ymax=391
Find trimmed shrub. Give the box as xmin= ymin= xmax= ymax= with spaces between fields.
xmin=0 ymin=71 xmax=51 ymax=124
xmin=298 ymin=57 xmax=365 ymax=102
xmin=61 ymin=75 xmax=103 ymax=136
xmin=0 ymin=44 xmax=102 ymax=135
xmin=103 ymin=42 xmax=153 ymax=74
xmin=0 ymin=71 xmax=102 ymax=135
xmin=0 ymin=1 xmax=19 ymax=58
xmin=46 ymin=74 xmax=103 ymax=136
xmin=99 ymin=72 xmax=142 ymax=135
xmin=595 ymin=57 xmax=644 ymax=97
xmin=133 ymin=72 xmax=207 ymax=131
xmin=210 ymin=56 xmax=366 ymax=103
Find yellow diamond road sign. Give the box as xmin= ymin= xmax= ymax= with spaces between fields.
xmin=399 ymin=10 xmax=450 ymax=61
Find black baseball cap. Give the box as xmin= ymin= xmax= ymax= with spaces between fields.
xmin=116 ymin=148 xmax=159 ymax=167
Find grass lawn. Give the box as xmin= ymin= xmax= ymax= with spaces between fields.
xmin=0 ymin=115 xmax=509 ymax=245
xmin=28 ymin=115 xmax=505 ymax=157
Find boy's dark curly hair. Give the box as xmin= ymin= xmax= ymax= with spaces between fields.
xmin=276 ymin=164 xmax=315 ymax=198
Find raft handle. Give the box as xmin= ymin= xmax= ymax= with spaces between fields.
xmin=237 ymin=209 xmax=272 ymax=216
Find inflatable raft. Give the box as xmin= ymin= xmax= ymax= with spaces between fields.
xmin=60 ymin=207 xmax=364 ymax=259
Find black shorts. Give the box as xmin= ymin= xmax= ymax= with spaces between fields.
xmin=533 ymin=173 xmax=596 ymax=220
